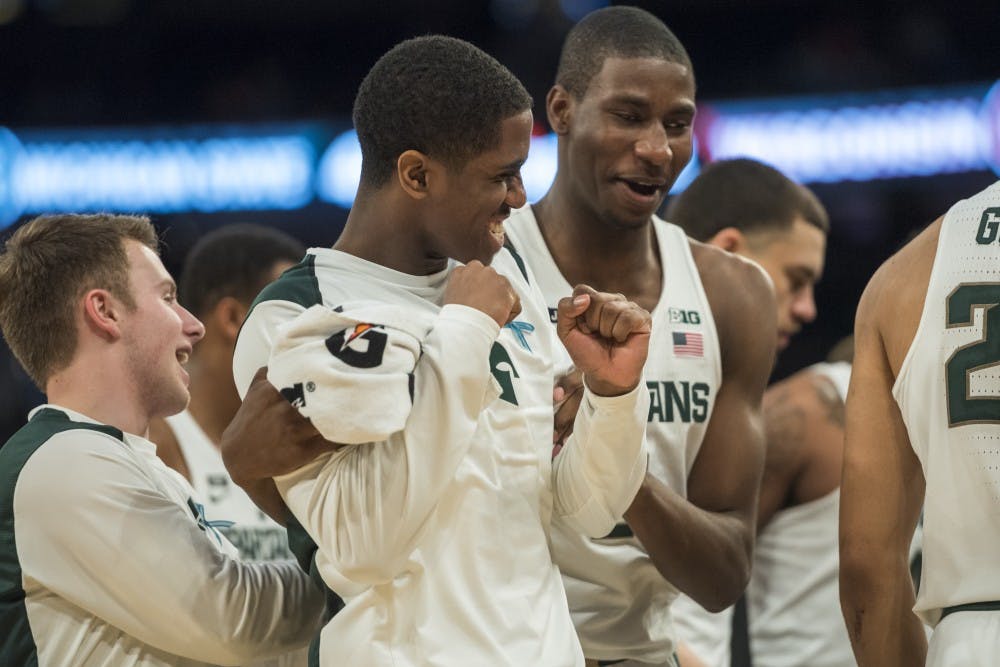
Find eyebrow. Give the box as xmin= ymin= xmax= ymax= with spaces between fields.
xmin=789 ymin=265 xmax=821 ymax=282
xmin=606 ymin=94 xmax=696 ymax=115
xmin=497 ymin=158 xmax=526 ymax=172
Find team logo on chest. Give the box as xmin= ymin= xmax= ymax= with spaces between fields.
xmin=490 ymin=342 xmax=521 ymax=405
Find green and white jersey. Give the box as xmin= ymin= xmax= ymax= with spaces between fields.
xmin=505 ymin=206 xmax=722 ymax=664
xmin=0 ymin=405 xmax=323 ymax=667
xmin=233 ymin=246 xmax=649 ymax=667
xmin=893 ymin=180 xmax=1000 ymax=628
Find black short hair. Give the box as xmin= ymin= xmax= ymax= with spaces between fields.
xmin=556 ymin=6 xmax=693 ymax=99
xmin=352 ymin=35 xmax=533 ymax=189
xmin=665 ymin=158 xmax=830 ymax=242
xmin=178 ymin=224 xmax=305 ymax=317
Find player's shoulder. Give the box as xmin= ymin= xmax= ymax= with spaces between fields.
xmin=689 ymin=238 xmax=773 ymax=302
xmin=690 ymin=238 xmax=776 ymax=345
xmin=859 ymin=217 xmax=942 ymax=328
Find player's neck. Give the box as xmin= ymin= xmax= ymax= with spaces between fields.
xmin=533 ymin=189 xmax=663 ymax=309
xmin=337 ymin=191 xmax=447 ymax=275
xmin=46 ymin=362 xmax=150 ymax=438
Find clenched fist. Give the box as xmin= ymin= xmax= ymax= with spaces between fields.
xmin=556 ymin=285 xmax=652 ymax=397
xmin=443 ymin=260 xmax=522 ymax=327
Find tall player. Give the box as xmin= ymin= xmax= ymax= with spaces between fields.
xmin=502 ymin=8 xmax=776 ymax=666
xmin=231 ymin=35 xmax=654 ymax=666
xmin=840 ymin=181 xmax=1000 ymax=665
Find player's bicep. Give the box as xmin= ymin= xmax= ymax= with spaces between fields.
xmin=755 ymin=380 xmax=809 ymax=530
xmin=687 ymin=378 xmax=765 ymax=519
xmin=688 ymin=267 xmax=775 ymax=518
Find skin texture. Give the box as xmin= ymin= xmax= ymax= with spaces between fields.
xmin=46 ymin=241 xmax=205 ymax=437
xmin=708 ymin=217 xmax=826 ymax=352
xmin=536 ymin=54 xmax=776 ymax=614
xmin=839 ymin=218 xmax=941 ymax=665
xmin=755 ymin=368 xmax=845 ymax=530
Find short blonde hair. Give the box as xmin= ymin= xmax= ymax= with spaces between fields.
xmin=0 ymin=213 xmax=158 ymax=387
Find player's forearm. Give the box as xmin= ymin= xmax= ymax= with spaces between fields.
xmin=552 ymin=380 xmax=649 ymax=537
xmin=840 ymin=557 xmax=926 ymax=666
xmin=624 ymin=473 xmax=753 ymax=611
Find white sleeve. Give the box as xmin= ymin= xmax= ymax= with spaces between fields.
xmin=266 ymin=303 xmax=427 ymax=443
xmin=234 ymin=298 xmax=306 ymax=398
xmin=271 ymin=303 xmax=500 ymax=588
xmin=14 ymin=431 xmax=325 ymax=666
xmin=551 ymin=379 xmax=650 ymax=537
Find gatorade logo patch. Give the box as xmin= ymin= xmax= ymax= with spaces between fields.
xmin=325 ymin=323 xmax=388 ymax=369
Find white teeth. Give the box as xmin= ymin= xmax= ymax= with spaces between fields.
xmin=176 ymin=351 xmax=189 ymax=364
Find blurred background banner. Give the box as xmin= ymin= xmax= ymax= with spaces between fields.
xmin=2 ymin=0 xmax=999 ymax=439
xmin=2 ymin=80 xmax=998 ymax=228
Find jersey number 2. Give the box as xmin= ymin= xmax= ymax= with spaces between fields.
xmin=945 ymin=283 xmax=1000 ymax=426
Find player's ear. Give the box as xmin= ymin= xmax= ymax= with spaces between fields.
xmin=213 ymin=296 xmax=246 ymax=343
xmin=706 ymin=227 xmax=746 ymax=253
xmin=82 ymin=288 xmax=123 ymax=341
xmin=396 ymin=150 xmax=434 ymax=200
xmin=547 ymin=85 xmax=573 ymax=135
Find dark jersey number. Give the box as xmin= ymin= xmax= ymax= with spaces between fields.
xmin=945 ymin=283 xmax=1000 ymax=426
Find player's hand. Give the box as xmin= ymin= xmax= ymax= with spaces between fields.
xmin=552 ymin=367 xmax=584 ymax=457
xmin=443 ymin=260 xmax=521 ymax=327
xmin=221 ymin=367 xmax=339 ymax=522
xmin=556 ymin=285 xmax=651 ymax=397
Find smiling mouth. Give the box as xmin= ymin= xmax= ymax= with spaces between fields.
xmin=489 ymin=218 xmax=506 ymax=243
xmin=620 ymin=179 xmax=663 ymax=198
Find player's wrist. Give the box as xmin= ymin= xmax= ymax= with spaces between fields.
xmin=583 ymin=374 xmax=640 ymax=397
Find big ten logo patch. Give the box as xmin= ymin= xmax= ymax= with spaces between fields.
xmin=325 ymin=323 xmax=388 ymax=369
xmin=668 ymin=307 xmax=701 ymax=325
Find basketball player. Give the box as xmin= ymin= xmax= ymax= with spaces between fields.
xmin=666 ymin=157 xmax=830 ymax=665
xmin=230 ymin=35 xmax=653 ymax=666
xmin=0 ymin=214 xmax=323 ymax=666
xmin=840 ymin=182 xmax=1000 ymax=665
xmin=149 ymin=224 xmax=305 ymax=562
xmin=502 ymin=8 xmax=777 ymax=666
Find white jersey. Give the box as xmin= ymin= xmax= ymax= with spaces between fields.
xmin=164 ymin=411 xmax=308 ymax=667
xmin=233 ymin=245 xmax=649 ymax=666
xmin=0 ymin=405 xmax=323 ymax=667
xmin=893 ymin=181 xmax=1000 ymax=627
xmin=165 ymin=410 xmax=294 ymax=562
xmin=746 ymin=362 xmax=854 ymax=667
xmin=505 ymin=206 xmax=722 ymax=664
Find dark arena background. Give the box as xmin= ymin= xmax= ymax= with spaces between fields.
xmin=1 ymin=0 xmax=999 ymax=441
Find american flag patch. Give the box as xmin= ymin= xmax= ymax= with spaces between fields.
xmin=672 ymin=331 xmax=703 ymax=357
